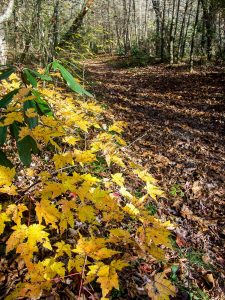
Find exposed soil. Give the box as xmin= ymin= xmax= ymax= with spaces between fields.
xmin=85 ymin=56 xmax=225 ymax=299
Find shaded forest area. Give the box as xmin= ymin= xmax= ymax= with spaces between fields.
xmin=87 ymin=55 xmax=225 ymax=282
xmin=0 ymin=0 xmax=225 ymax=300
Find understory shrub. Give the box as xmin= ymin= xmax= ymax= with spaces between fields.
xmin=0 ymin=62 xmax=176 ymax=299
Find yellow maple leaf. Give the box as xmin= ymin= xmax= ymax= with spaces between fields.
xmin=119 ymin=186 xmax=133 ymax=200
xmin=6 ymin=224 xmax=28 ymax=253
xmin=6 ymin=224 xmax=52 ymax=264
xmin=108 ymin=228 xmax=132 ymax=244
xmin=87 ymin=260 xmax=127 ymax=298
xmin=0 ymin=209 xmax=10 ymax=235
xmin=0 ymin=111 xmax=23 ymax=126
xmin=63 ymin=135 xmax=80 ymax=145
xmin=74 ymin=149 xmax=96 ymax=164
xmin=148 ymin=243 xmax=165 ymax=261
xmin=68 ymin=255 xmax=90 ymax=272
xmin=59 ymin=199 xmax=76 ymax=233
xmin=0 ymin=166 xmax=15 ymax=186
xmin=76 ymin=181 xmax=92 ymax=202
xmin=55 ymin=241 xmax=72 ymax=258
xmin=81 ymin=173 xmax=100 ymax=184
xmin=123 ymin=203 xmax=140 ymax=216
xmin=42 ymin=258 xmax=65 ymax=280
xmin=21 ymin=262 xmax=52 ymax=299
xmin=110 ymin=259 xmax=129 ymax=271
xmin=111 ymin=155 xmax=125 ymax=167
xmin=36 ymin=199 xmax=60 ymax=229
xmin=53 ymin=152 xmax=74 ymax=170
xmin=108 ymin=121 xmax=126 ymax=134
xmin=77 ymin=205 xmax=95 ymax=222
xmin=133 ymin=169 xmax=157 ymax=184
xmin=138 ymin=225 xmax=172 ymax=249
xmin=0 ymin=184 xmax=17 ymax=195
xmin=94 ymin=248 xmax=120 ymax=260
xmin=97 ymin=266 xmax=119 ymax=298
xmin=115 ymin=135 xmax=127 ymax=146
xmin=145 ymin=182 xmax=164 ymax=200
xmin=73 ymin=236 xmax=106 ymax=257
xmin=111 ymin=173 xmax=124 ymax=187
xmin=73 ymin=236 xmax=118 ymax=260
xmin=6 ymin=204 xmax=28 ymax=225
xmin=41 ymin=182 xmax=64 ymax=199
xmin=146 ymin=272 xmax=176 ymax=300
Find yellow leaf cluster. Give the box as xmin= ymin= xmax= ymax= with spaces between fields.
xmin=0 ymin=71 xmax=177 ymax=300
xmin=73 ymin=236 xmax=119 ymax=260
xmin=0 ymin=166 xmax=17 ymax=195
xmin=146 ymin=272 xmax=176 ymax=300
xmin=87 ymin=260 xmax=128 ymax=298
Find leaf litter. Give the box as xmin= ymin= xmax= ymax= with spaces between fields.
xmin=85 ymin=55 xmax=225 ymax=300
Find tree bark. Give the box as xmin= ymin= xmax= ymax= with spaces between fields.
xmin=169 ymin=0 xmax=176 ymax=64
xmin=177 ymin=0 xmax=189 ymax=60
xmin=0 ymin=0 xmax=15 ymax=65
xmin=60 ymin=0 xmax=94 ymax=46
xmin=152 ymin=0 xmax=161 ymax=57
xmin=201 ymin=0 xmax=216 ymax=61
xmin=189 ymin=0 xmax=200 ymax=72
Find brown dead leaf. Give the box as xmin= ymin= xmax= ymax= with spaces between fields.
xmin=203 ymin=272 xmax=215 ymax=289
xmin=192 ymin=181 xmax=203 ymax=198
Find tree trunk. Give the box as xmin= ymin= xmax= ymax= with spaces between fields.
xmin=161 ymin=0 xmax=166 ymax=61
xmin=201 ymin=0 xmax=216 ymax=61
xmin=177 ymin=0 xmax=189 ymax=60
xmin=181 ymin=3 xmax=192 ymax=58
xmin=173 ymin=0 xmax=180 ymax=61
xmin=169 ymin=0 xmax=176 ymax=64
xmin=152 ymin=0 xmax=161 ymax=57
xmin=0 ymin=0 xmax=15 ymax=65
xmin=60 ymin=0 xmax=94 ymax=46
xmin=189 ymin=0 xmax=200 ymax=72
xmin=51 ymin=0 xmax=60 ymax=60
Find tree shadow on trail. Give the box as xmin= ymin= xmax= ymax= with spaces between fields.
xmin=87 ymin=56 xmax=225 ymax=183
xmin=86 ymin=57 xmax=225 ymax=297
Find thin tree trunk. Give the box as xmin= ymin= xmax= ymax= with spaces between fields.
xmin=181 ymin=3 xmax=193 ymax=58
xmin=173 ymin=0 xmax=180 ymax=61
xmin=161 ymin=0 xmax=166 ymax=61
xmin=152 ymin=0 xmax=161 ymax=57
xmin=51 ymin=0 xmax=60 ymax=59
xmin=177 ymin=0 xmax=189 ymax=60
xmin=0 ymin=0 xmax=15 ymax=65
xmin=169 ymin=0 xmax=176 ymax=64
xmin=189 ymin=0 xmax=200 ymax=72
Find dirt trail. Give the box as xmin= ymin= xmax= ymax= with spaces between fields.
xmin=85 ymin=56 xmax=225 ymax=289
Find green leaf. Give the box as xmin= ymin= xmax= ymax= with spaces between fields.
xmin=52 ymin=61 xmax=93 ymax=97
xmin=23 ymin=99 xmax=38 ymax=129
xmin=27 ymin=69 xmax=52 ymax=81
xmin=17 ymin=135 xmax=39 ymax=166
xmin=23 ymin=69 xmax=37 ymax=87
xmin=0 ymin=67 xmax=15 ymax=81
xmin=0 ymin=126 xmax=7 ymax=145
xmin=10 ymin=122 xmax=39 ymax=166
xmin=0 ymin=89 xmax=19 ymax=108
xmin=32 ymin=90 xmax=53 ymax=116
xmin=0 ymin=149 xmax=13 ymax=168
xmin=10 ymin=121 xmax=20 ymax=140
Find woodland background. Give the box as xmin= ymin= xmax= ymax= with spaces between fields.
xmin=0 ymin=0 xmax=225 ymax=67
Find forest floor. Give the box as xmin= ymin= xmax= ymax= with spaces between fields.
xmin=85 ymin=55 xmax=225 ymax=299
